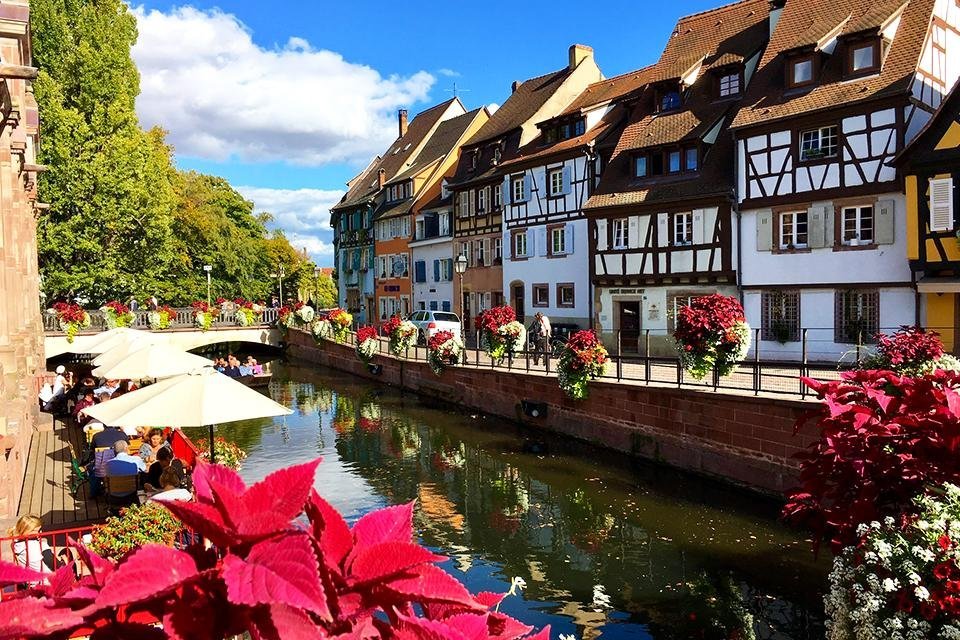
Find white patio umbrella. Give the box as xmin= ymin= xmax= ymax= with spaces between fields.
xmin=74 ymin=327 xmax=148 ymax=356
xmin=83 ymin=367 xmax=291 ymax=462
xmin=92 ymin=343 xmax=213 ymax=380
xmin=92 ymin=334 xmax=169 ymax=366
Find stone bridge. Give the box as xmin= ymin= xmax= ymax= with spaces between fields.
xmin=43 ymin=307 xmax=284 ymax=359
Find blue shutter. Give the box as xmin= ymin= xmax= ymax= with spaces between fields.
xmin=430 ymin=301 xmax=438 ymax=311
xmin=562 ymin=166 xmax=572 ymax=195
xmin=433 ymin=260 xmax=440 ymax=282
xmin=565 ymin=222 xmax=575 ymax=254
xmin=442 ymin=301 xmax=451 ymax=312
xmin=367 ymin=248 xmax=375 ymax=270
xmin=446 ymin=259 xmax=454 ymax=281
xmin=523 ymin=175 xmax=532 ymax=202
xmin=537 ymin=227 xmax=548 ymax=257
xmin=414 ymin=260 xmax=426 ymax=283
xmin=352 ymin=250 xmax=361 ymax=270
xmin=502 ymin=177 xmax=512 ymax=206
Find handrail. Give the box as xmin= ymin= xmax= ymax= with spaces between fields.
xmin=43 ymin=306 xmax=281 ymax=334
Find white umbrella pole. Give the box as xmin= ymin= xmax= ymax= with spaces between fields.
xmin=208 ymin=423 xmax=216 ymax=464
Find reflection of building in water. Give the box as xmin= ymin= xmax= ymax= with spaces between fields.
xmin=417 ymin=483 xmax=464 ymax=532
xmin=555 ymin=600 xmax=609 ymax=640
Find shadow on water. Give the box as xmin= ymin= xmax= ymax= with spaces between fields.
xmin=188 ymin=358 xmax=828 ymax=640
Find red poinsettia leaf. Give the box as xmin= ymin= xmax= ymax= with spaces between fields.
xmin=207 ymin=474 xmax=250 ymax=530
xmin=222 ymin=533 xmax=332 ymax=621
xmin=349 ymin=541 xmax=445 ymax=584
xmin=61 ymin=585 xmax=102 ymax=602
xmin=97 ymin=544 xmax=199 ymax=608
xmin=306 ymin=489 xmax=353 ymax=569
xmin=248 ymin=603 xmax=324 ymax=640
xmin=430 ymin=613 xmax=490 ymax=640
xmin=0 ymin=559 xmax=45 ymax=586
xmin=191 ymin=459 xmax=246 ymax=503
xmin=474 ymin=591 xmax=505 ymax=609
xmin=487 ymin=611 xmax=534 ymax=639
xmin=241 ymin=458 xmax=321 ymax=525
xmin=45 ymin=562 xmax=80 ymax=598
xmin=0 ymin=596 xmax=84 ymax=637
xmin=352 ymin=501 xmax=414 ymax=549
xmin=89 ymin=622 xmax=169 ymax=639
xmin=161 ymin=499 xmax=237 ymax=548
xmin=383 ymin=564 xmax=479 ymax=606
xmin=70 ymin=540 xmax=115 ymax=586
xmin=393 ymin=612 xmax=469 ymax=640
xmin=329 ymin=616 xmax=382 ymax=639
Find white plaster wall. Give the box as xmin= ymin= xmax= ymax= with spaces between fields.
xmin=740 ymin=193 xmax=910 ymax=286
xmin=410 ymin=239 xmax=455 ymax=312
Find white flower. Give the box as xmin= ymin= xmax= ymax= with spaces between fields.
xmin=883 ymin=578 xmax=899 ymax=592
xmin=908 ymin=572 xmax=922 ymax=586
xmin=914 ymin=586 xmax=929 ymax=601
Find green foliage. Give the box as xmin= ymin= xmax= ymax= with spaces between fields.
xmin=89 ymin=501 xmax=182 ymax=559
xmin=31 ymin=0 xmax=311 ymax=306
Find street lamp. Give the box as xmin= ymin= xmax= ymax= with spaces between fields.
xmin=203 ymin=265 xmax=212 ymax=307
xmin=314 ymin=266 xmax=321 ymax=305
xmin=269 ymin=265 xmax=286 ymax=304
xmin=454 ymin=253 xmax=467 ymax=340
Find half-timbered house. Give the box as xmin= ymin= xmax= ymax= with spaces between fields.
xmin=895 ymin=80 xmax=960 ymax=351
xmin=331 ymin=100 xmax=464 ymax=323
xmin=497 ymin=68 xmax=651 ymax=328
xmin=583 ymin=0 xmax=770 ymax=354
xmin=731 ymin=0 xmax=960 ymax=360
xmin=447 ymin=45 xmax=602 ymax=331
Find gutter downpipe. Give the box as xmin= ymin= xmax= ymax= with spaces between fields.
xmin=584 ymin=142 xmax=597 ymax=331
xmin=732 ymin=134 xmax=744 ymax=306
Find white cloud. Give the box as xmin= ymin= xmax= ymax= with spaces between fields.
xmin=437 ymin=68 xmax=460 ymax=77
xmin=238 ymin=186 xmax=343 ymax=264
xmin=131 ymin=6 xmax=436 ymax=166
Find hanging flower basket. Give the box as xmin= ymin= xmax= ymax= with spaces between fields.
xmin=673 ymin=294 xmax=750 ymax=380
xmin=557 ymin=330 xmax=609 ymax=400
xmin=355 ymin=326 xmax=379 ymax=363
xmin=147 ymin=305 xmax=175 ymax=330
xmin=311 ymin=317 xmax=333 ymax=341
xmin=859 ymin=326 xmax=960 ymax=375
xmin=191 ymin=301 xmax=218 ymax=332
xmin=475 ymin=305 xmax=526 ymax=363
xmin=326 ymin=308 xmax=353 ymax=343
xmin=100 ymin=300 xmax=135 ymax=329
xmin=427 ymin=330 xmax=464 ymax=375
xmin=382 ymin=315 xmax=417 ymax=357
xmin=49 ymin=302 xmax=91 ymax=342
xmin=233 ymin=298 xmax=264 ymax=327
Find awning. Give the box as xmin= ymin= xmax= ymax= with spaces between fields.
xmin=917 ymin=276 xmax=960 ymax=293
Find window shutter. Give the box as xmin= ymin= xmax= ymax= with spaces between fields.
xmin=446 ymin=259 xmax=454 ymax=280
xmin=433 ymin=260 xmax=440 ymax=282
xmin=875 ymin=199 xmax=895 ymax=244
xmin=415 ymin=260 xmax=426 ymax=283
xmin=565 ymin=222 xmax=575 ymax=254
xmin=537 ymin=227 xmax=548 ymax=256
xmin=930 ymin=177 xmax=954 ymax=232
xmin=692 ymin=209 xmax=705 ymax=245
xmin=655 ymin=214 xmax=668 ymax=247
xmin=484 ymin=292 xmax=492 ymax=309
xmin=523 ymin=175 xmax=532 ymax=202
xmin=561 ymin=166 xmax=572 ymax=195
xmin=353 ymin=250 xmax=361 ymax=270
xmin=469 ymin=190 xmax=476 ymax=216
xmin=483 ymin=238 xmax=490 ymax=266
xmin=503 ymin=177 xmax=512 ymax=206
xmin=442 ymin=301 xmax=451 ymax=312
xmin=596 ymin=220 xmax=608 ymax=251
xmin=807 ymin=206 xmax=825 ymax=249
xmin=756 ymin=209 xmax=773 ymax=251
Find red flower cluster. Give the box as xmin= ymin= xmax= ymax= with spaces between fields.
xmin=474 ymin=305 xmax=515 ymax=334
xmin=102 ymin=300 xmax=130 ymax=316
xmin=875 ymin=326 xmax=945 ymax=369
xmin=356 ymin=325 xmax=378 ymax=344
xmin=564 ymin=330 xmax=607 ymax=372
xmin=191 ymin=300 xmax=215 ymax=313
xmin=0 ymin=460 xmax=551 ymax=639
xmin=52 ymin=301 xmax=87 ymax=323
xmin=428 ymin=330 xmax=457 ymax=358
xmin=673 ymin=294 xmax=745 ymax=348
xmin=784 ymin=369 xmax=960 ymax=553
xmin=381 ymin=314 xmax=402 ymax=336
xmin=158 ymin=305 xmax=175 ymax=317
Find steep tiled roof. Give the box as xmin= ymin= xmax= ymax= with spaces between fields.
xmin=385 ymin=108 xmax=486 ymax=187
xmin=464 ymin=69 xmax=572 ymax=147
xmin=560 ymin=66 xmax=654 ymax=116
xmin=652 ymin=0 xmax=771 ymax=82
xmin=500 ymin=105 xmax=629 ymax=170
xmin=731 ymin=0 xmax=932 ymax=129
xmin=332 ymin=98 xmax=461 ymax=211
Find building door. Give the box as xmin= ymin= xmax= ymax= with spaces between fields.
xmin=618 ymin=300 xmax=641 ymax=353
xmin=365 ymin=296 xmax=375 ymax=324
xmin=513 ymin=284 xmax=525 ymax=323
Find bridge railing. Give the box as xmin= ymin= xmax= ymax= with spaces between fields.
xmin=43 ymin=307 xmax=280 ymax=334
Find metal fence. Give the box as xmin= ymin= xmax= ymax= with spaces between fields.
xmin=43 ymin=307 xmax=280 ymax=334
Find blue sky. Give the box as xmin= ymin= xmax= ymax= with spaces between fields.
xmin=130 ymin=0 xmax=727 ymax=265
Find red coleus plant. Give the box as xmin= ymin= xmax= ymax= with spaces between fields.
xmin=784 ymin=369 xmax=960 ymax=554
xmin=862 ymin=325 xmax=949 ymax=375
xmin=52 ymin=302 xmax=88 ymax=324
xmin=191 ymin=300 xmax=215 ymax=314
xmin=103 ymin=300 xmax=131 ymax=316
xmin=0 ymin=459 xmax=550 ymax=640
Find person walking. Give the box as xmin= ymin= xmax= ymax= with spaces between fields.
xmin=128 ymin=296 xmax=139 ymax=312
xmin=147 ymin=296 xmax=159 ymax=311
xmin=529 ymin=312 xmax=552 ymax=366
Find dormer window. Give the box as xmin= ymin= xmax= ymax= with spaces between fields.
xmin=493 ymin=145 xmax=502 ymax=164
xmin=470 ymin=150 xmax=478 ymax=170
xmin=717 ymin=70 xmax=741 ymax=97
xmin=846 ymin=38 xmax=880 ymax=76
xmin=574 ymin=119 xmax=585 ymax=136
xmin=542 ymin=118 xmax=586 ymax=145
xmin=660 ymin=89 xmax=681 ymax=111
xmin=634 ymin=156 xmax=648 ymax=178
xmin=787 ymin=54 xmax=816 ymax=88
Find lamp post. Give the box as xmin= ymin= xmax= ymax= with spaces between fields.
xmin=314 ymin=266 xmax=321 ymax=305
xmin=270 ymin=265 xmax=286 ymax=304
xmin=454 ymin=253 xmax=468 ymax=341
xmin=203 ymin=265 xmax=212 ymax=307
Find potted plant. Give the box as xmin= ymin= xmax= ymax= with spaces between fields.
xmin=49 ymin=302 xmax=91 ymax=342
xmin=355 ymin=326 xmax=379 ymax=363
xmin=427 ymin=330 xmax=464 ymax=375
xmin=100 ymin=300 xmax=135 ymax=329
xmin=475 ymin=305 xmax=526 ymax=364
xmin=148 ymin=305 xmax=175 ymax=330
xmin=382 ymin=315 xmax=417 ymax=357
xmin=557 ymin=330 xmax=609 ymax=400
xmin=673 ymin=294 xmax=750 ymax=380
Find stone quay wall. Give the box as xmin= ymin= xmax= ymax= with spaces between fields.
xmin=287 ymin=330 xmax=818 ymax=495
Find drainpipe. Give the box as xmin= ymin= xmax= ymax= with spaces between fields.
xmin=584 ymin=142 xmax=597 ymax=330
xmin=734 ymin=191 xmax=743 ymax=305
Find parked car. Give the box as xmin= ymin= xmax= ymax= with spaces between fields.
xmin=408 ymin=310 xmax=462 ymax=344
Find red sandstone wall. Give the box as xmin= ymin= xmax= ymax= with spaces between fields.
xmin=287 ymin=330 xmax=817 ymax=494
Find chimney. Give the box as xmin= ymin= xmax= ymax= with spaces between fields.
xmin=511 ymin=80 xmax=520 ymax=93
xmin=377 ymin=168 xmax=386 ymax=189
xmin=568 ymin=44 xmax=593 ymax=70
xmin=398 ymin=109 xmax=408 ymax=137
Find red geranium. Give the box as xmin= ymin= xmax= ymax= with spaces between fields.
xmin=381 ymin=314 xmax=402 ymax=336
xmin=102 ymin=300 xmax=130 ymax=316
xmin=356 ymin=325 xmax=378 ymax=343
xmin=53 ymin=302 xmax=88 ymax=324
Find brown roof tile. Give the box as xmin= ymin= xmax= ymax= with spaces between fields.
xmin=385 ymin=108 xmax=486 ymax=186
xmin=560 ymin=65 xmax=655 ymax=115
xmin=731 ymin=0 xmax=931 ymax=130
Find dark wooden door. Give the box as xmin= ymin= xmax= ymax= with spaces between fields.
xmin=513 ymin=285 xmax=525 ymax=324
xmin=619 ymin=301 xmax=641 ymax=353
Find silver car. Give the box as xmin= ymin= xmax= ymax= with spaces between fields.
xmin=408 ymin=310 xmax=462 ymax=344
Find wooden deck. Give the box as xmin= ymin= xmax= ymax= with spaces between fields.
xmin=17 ymin=421 xmax=106 ymax=528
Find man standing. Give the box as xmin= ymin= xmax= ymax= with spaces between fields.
xmin=529 ymin=312 xmax=552 ymax=366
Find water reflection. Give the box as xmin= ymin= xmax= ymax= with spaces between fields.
xmin=189 ymin=361 xmax=826 ymax=639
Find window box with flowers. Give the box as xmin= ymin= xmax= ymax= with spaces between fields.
xmin=474 ymin=305 xmax=526 ymax=364
xmin=100 ymin=301 xmax=135 ymax=329
xmin=427 ymin=330 xmax=464 ymax=375
xmin=355 ymin=325 xmax=379 ymax=363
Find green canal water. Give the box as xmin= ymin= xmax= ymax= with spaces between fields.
xmin=188 ymin=360 xmax=827 ymax=639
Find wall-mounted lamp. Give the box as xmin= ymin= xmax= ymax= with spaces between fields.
xmin=367 ymin=363 xmax=383 ymax=376
xmin=520 ymin=400 xmax=547 ymax=419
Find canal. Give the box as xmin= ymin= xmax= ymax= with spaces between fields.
xmin=188 ymin=359 xmax=827 ymax=640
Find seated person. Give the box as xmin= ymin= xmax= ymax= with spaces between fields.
xmin=145 ymin=447 xmax=185 ymax=491
xmin=138 ymin=428 xmax=171 ymax=464
xmin=82 ymin=420 xmax=106 ymax=443
xmin=112 ymin=440 xmax=146 ymax=473
xmin=148 ymin=468 xmax=192 ymax=502
xmin=221 ymin=355 xmax=243 ymax=378
xmin=91 ymin=425 xmax=128 ymax=450
xmin=72 ymin=390 xmax=96 ymax=426
xmin=245 ymin=356 xmax=263 ymax=375
xmin=7 ymin=515 xmax=54 ymax=575
xmin=92 ymin=379 xmax=121 ymax=398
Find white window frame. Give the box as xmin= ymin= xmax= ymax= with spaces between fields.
xmin=439 ymin=212 xmax=451 ymax=236
xmin=851 ymin=43 xmax=875 ymax=72
xmin=841 ymin=205 xmax=874 ymax=245
xmin=493 ymin=237 xmax=502 ymax=262
xmin=548 ymin=169 xmax=564 ymax=196
xmin=673 ymin=212 xmax=693 ymax=246
xmin=779 ymin=211 xmax=808 ymax=249
xmin=613 ymin=218 xmax=628 ymax=249
xmin=799 ymin=125 xmax=838 ymax=162
xmin=477 ymin=188 xmax=486 ymax=213
xmin=475 ymin=239 xmax=486 ymax=266
xmin=551 ymin=226 xmax=567 ymax=255
xmin=514 ymin=231 xmax=528 ymax=258
xmin=493 ymin=183 xmax=502 ymax=208
xmin=930 ymin=177 xmax=955 ymax=232
xmin=512 ymin=176 xmax=525 ymax=203
xmin=459 ymin=241 xmax=472 ymax=267
xmin=792 ymin=59 xmax=813 ymax=84
xmin=719 ymin=72 xmax=740 ymax=96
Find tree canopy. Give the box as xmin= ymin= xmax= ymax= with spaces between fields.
xmin=31 ymin=0 xmax=312 ymax=307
